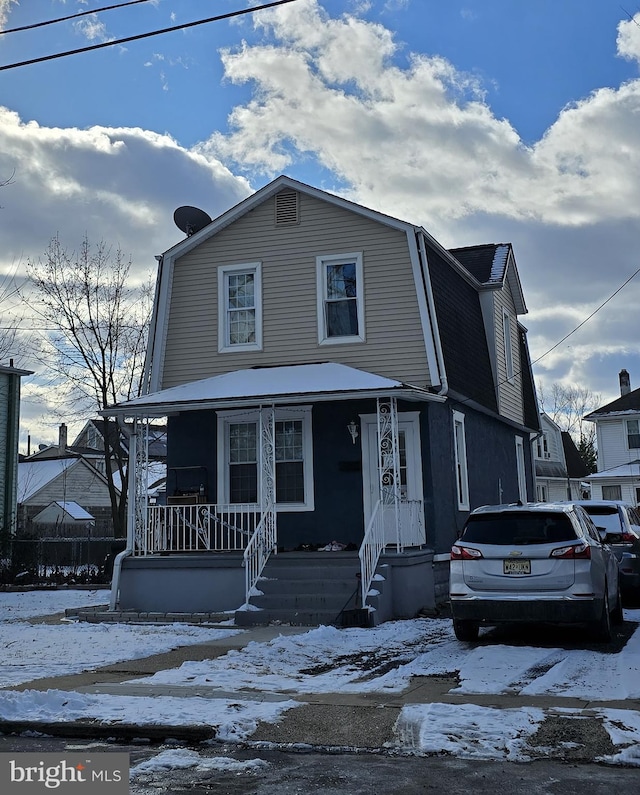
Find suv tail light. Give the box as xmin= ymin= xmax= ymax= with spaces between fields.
xmin=451 ymin=545 xmax=483 ymax=560
xmin=550 ymin=541 xmax=591 ymax=559
xmin=621 ymin=532 xmax=637 ymax=543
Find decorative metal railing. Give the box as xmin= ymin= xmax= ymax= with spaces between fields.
xmin=359 ymin=499 xmax=385 ymax=609
xmin=243 ymin=502 xmax=277 ymax=606
xmin=359 ymin=499 xmax=425 ymax=608
xmin=138 ymin=504 xmax=259 ymax=555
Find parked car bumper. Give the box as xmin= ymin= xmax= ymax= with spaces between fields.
xmin=450 ymin=596 xmax=603 ymax=625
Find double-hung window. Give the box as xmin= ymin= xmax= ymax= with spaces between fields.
xmin=316 ymin=253 xmax=365 ymax=343
xmin=626 ymin=419 xmax=640 ymax=449
xmin=452 ymin=410 xmax=470 ymax=511
xmin=218 ymin=408 xmax=314 ymax=510
xmin=218 ymin=263 xmax=262 ymax=352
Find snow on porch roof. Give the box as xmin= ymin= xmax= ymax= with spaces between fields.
xmin=104 ymin=363 xmax=441 ymax=417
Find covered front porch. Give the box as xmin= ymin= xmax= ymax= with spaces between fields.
xmin=105 ymin=363 xmax=446 ymax=624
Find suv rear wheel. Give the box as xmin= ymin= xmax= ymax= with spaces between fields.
xmin=612 ymin=582 xmax=624 ymax=625
xmin=589 ymin=588 xmax=612 ymax=643
xmin=453 ymin=619 xmax=479 ymax=642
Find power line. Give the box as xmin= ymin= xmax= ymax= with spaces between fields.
xmin=0 ymin=0 xmax=300 ymax=72
xmin=0 ymin=0 xmax=152 ymax=36
xmin=529 ymin=264 xmax=640 ymax=368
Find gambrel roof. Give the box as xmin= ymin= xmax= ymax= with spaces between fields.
xmin=134 ymin=175 xmax=538 ymax=433
xmin=449 ymin=243 xmax=527 ymax=314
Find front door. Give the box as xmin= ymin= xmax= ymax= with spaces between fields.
xmin=361 ymin=412 xmax=425 ymax=547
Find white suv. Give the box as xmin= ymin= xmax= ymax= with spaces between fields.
xmin=449 ymin=502 xmax=622 ymax=643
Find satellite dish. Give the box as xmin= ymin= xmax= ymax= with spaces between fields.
xmin=173 ymin=206 xmax=212 ymax=237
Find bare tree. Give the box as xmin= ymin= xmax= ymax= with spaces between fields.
xmin=538 ymin=382 xmax=600 ymax=473
xmin=25 ymin=235 xmax=153 ymax=537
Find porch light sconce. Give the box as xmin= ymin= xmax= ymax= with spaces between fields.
xmin=347 ymin=420 xmax=359 ymax=445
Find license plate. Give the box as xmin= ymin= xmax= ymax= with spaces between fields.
xmin=503 ymin=559 xmax=531 ymax=575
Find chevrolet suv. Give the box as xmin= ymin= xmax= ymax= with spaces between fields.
xmin=449 ymin=502 xmax=622 ymax=642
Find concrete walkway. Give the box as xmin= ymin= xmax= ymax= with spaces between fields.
xmin=2 ymin=615 xmax=640 ymax=760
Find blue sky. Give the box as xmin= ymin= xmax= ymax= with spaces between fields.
xmin=1 ymin=0 xmax=640 ymax=444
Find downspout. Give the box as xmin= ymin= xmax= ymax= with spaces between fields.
xmin=109 ymin=416 xmax=136 ymax=611
xmin=418 ymin=232 xmax=448 ymax=396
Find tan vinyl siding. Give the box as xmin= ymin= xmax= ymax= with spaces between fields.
xmin=161 ymin=192 xmax=432 ymax=389
xmin=23 ymin=464 xmax=114 ymax=508
xmin=494 ymin=288 xmax=524 ymax=424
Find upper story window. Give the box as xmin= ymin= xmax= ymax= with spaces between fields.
xmin=316 ymin=252 xmax=365 ymax=344
xmin=626 ymin=419 xmax=640 ymax=449
xmin=502 ymin=310 xmax=515 ymax=383
xmin=218 ymin=263 xmax=262 ymax=353
xmin=535 ymin=433 xmax=550 ymax=459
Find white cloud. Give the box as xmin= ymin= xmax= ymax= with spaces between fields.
xmin=198 ymin=0 xmax=640 ymax=404
xmin=0 ymin=108 xmax=250 ymax=447
xmin=73 ymin=14 xmax=109 ymax=43
xmin=0 ymin=0 xmax=17 ymax=31
xmin=617 ymin=13 xmax=640 ymax=64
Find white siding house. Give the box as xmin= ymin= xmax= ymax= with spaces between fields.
xmin=584 ymin=369 xmax=640 ymax=505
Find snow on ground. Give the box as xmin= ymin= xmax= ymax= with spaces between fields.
xmin=1 ymin=591 xmax=640 ymax=765
xmin=0 ymin=589 xmax=241 ymax=687
xmin=0 ymin=588 xmax=111 ymax=622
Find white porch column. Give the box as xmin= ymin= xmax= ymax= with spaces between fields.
xmin=129 ymin=416 xmax=149 ymax=554
xmin=377 ymin=397 xmax=402 ymax=551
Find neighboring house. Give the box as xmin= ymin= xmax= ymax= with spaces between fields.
xmin=105 ymin=175 xmax=540 ymax=624
xmin=0 ymin=361 xmax=33 ymax=539
xmin=32 ymin=501 xmax=95 ymax=534
xmin=533 ymin=413 xmax=590 ymax=502
xmin=584 ymin=369 xmax=640 ymax=505
xmin=17 ymin=457 xmax=118 ymax=536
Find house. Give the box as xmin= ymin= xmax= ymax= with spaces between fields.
xmin=16 ymin=457 xmax=119 ymax=570
xmin=104 ymin=175 xmax=540 ymax=625
xmin=0 ymin=361 xmax=33 ymax=541
xmin=29 ymin=420 xmax=167 ymax=478
xmin=584 ymin=369 xmax=640 ymax=505
xmin=533 ymin=413 xmax=590 ymax=501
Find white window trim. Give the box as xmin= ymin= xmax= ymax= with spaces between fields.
xmin=216 ymin=406 xmax=314 ymax=512
xmin=515 ymin=436 xmax=527 ymax=502
xmin=502 ymin=310 xmax=515 ymax=383
xmin=218 ymin=262 xmax=263 ymax=353
xmin=626 ymin=418 xmax=640 ymax=450
xmin=316 ymin=252 xmax=365 ymax=345
xmin=453 ymin=410 xmax=470 ymax=511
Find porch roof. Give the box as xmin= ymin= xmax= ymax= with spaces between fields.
xmin=103 ymin=363 xmax=443 ymax=417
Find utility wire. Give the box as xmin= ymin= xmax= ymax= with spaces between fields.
xmin=0 ymin=0 xmax=152 ymax=36
xmin=528 ymin=264 xmax=640 ymax=369
xmin=0 ymin=0 xmax=300 ymax=71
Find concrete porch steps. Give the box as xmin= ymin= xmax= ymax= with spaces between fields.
xmin=234 ymin=551 xmax=373 ymax=628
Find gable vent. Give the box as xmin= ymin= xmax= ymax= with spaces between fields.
xmin=275 ymin=189 xmax=299 ymax=226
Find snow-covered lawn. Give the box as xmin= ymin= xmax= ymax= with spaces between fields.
xmin=1 ymin=590 xmax=640 ymax=767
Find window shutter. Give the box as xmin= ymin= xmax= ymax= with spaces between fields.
xmin=275 ymin=190 xmax=299 ymax=226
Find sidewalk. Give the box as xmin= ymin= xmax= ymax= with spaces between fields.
xmin=2 ymin=617 xmax=640 ymax=758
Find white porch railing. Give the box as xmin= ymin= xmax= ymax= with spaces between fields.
xmin=139 ymin=503 xmax=259 ymax=554
xmin=243 ymin=503 xmax=277 ymax=607
xmin=359 ymin=499 xmax=425 ymax=608
xmin=359 ymin=500 xmax=386 ymax=609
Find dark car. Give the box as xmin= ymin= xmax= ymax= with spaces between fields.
xmin=568 ymin=500 xmax=640 ymax=602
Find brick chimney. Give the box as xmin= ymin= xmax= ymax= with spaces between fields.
xmin=620 ymin=369 xmax=631 ymax=396
xmin=58 ymin=423 xmax=68 ymax=454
